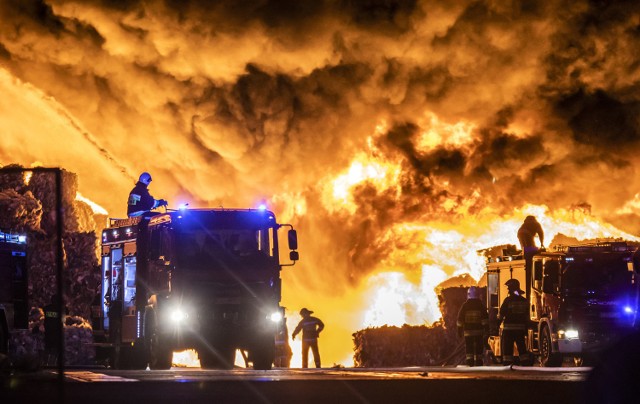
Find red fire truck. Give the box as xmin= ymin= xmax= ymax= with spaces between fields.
xmin=485 ymin=241 xmax=640 ymax=366
xmin=96 ymin=207 xmax=298 ymax=370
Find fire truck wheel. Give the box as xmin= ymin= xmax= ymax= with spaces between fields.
xmin=251 ymin=340 xmax=275 ymax=370
xmin=198 ymin=345 xmax=235 ymax=370
xmin=251 ymin=350 xmax=274 ymax=370
xmin=540 ymin=325 xmax=562 ymax=367
xmin=145 ymin=310 xmax=172 ymax=370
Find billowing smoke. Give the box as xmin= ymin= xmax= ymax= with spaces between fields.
xmin=2 ymin=0 xmax=640 ymax=364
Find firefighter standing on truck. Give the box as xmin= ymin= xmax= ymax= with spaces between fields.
xmin=498 ymin=279 xmax=531 ymax=365
xmin=292 ymin=308 xmax=324 ymax=368
xmin=457 ymin=286 xmax=489 ymax=366
xmin=127 ymin=172 xmax=167 ymax=217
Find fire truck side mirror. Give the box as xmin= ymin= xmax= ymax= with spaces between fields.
xmin=289 ymin=251 xmax=299 ymax=262
xmin=288 ymin=230 xmax=298 ymax=251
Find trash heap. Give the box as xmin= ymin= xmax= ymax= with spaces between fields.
xmin=352 ymin=278 xmax=485 ymax=367
xmin=0 ymin=164 xmax=104 ymax=366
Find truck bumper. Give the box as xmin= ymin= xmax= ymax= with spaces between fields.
xmin=555 ymin=338 xmax=582 ymax=354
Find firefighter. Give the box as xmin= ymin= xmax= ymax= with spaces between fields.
xmin=292 ymin=308 xmax=324 ymax=368
xmin=517 ymin=215 xmax=544 ymax=257
xmin=518 ymin=215 xmax=544 ymax=296
xmin=274 ymin=314 xmax=292 ymax=368
xmin=127 ymin=172 xmax=168 ymax=217
xmin=457 ymin=286 xmax=488 ymax=366
xmin=43 ymin=294 xmax=67 ymax=366
xmin=498 ymin=279 xmax=531 ymax=365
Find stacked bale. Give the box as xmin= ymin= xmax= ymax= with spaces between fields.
xmin=352 ymin=280 xmax=487 ymax=367
xmin=0 ymin=164 xmax=101 ymax=367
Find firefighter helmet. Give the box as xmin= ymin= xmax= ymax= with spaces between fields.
xmin=467 ymin=286 xmax=479 ymax=299
xmin=138 ymin=172 xmax=152 ymax=185
xmin=505 ymin=279 xmax=522 ymax=293
xmin=300 ymin=308 xmax=313 ymax=316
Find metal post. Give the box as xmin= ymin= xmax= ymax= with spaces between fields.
xmin=54 ymin=168 xmax=65 ymax=401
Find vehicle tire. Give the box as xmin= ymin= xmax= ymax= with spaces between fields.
xmin=145 ymin=309 xmax=172 ymax=370
xmin=199 ymin=345 xmax=235 ymax=370
xmin=251 ymin=341 xmax=275 ymax=370
xmin=539 ymin=325 xmax=562 ymax=367
xmin=128 ymin=339 xmax=149 ymax=370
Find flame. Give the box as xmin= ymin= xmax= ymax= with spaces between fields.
xmin=172 ymin=349 xmax=201 ymax=368
xmin=416 ymin=112 xmax=476 ymax=151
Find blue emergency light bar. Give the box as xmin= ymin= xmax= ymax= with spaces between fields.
xmin=0 ymin=230 xmax=27 ymax=244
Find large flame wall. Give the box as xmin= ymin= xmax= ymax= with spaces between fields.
xmin=2 ymin=0 xmax=640 ymax=366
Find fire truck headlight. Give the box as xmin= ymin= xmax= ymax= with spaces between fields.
xmin=559 ymin=329 xmax=579 ymax=339
xmin=170 ymin=308 xmax=189 ymax=323
xmin=268 ymin=311 xmax=283 ymax=323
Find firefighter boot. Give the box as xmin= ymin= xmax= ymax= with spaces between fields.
xmin=465 ymin=356 xmax=474 ymax=367
xmin=474 ymin=357 xmax=483 ymax=366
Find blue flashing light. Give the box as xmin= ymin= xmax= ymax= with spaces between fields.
xmin=179 ymin=203 xmax=189 ymax=211
xmin=258 ymin=203 xmax=267 ymax=211
xmin=624 ymin=306 xmax=634 ymax=314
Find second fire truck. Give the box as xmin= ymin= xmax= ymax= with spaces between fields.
xmin=485 ymin=241 xmax=640 ymax=366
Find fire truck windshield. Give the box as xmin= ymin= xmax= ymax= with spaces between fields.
xmin=563 ymin=255 xmax=634 ymax=296
xmin=176 ymin=227 xmax=271 ymax=270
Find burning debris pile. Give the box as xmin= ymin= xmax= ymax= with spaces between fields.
xmin=0 ymin=164 xmax=103 ymax=366
xmin=353 ymin=282 xmax=484 ymax=367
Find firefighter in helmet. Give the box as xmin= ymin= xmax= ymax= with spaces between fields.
xmin=457 ymin=286 xmax=489 ymax=366
xmin=498 ymin=279 xmax=531 ymax=365
xmin=292 ymin=308 xmax=324 ymax=368
xmin=127 ymin=172 xmax=168 ymax=217
xmin=274 ymin=310 xmax=292 ymax=368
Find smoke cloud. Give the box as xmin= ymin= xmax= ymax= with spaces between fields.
xmin=2 ymin=0 xmax=640 ymax=364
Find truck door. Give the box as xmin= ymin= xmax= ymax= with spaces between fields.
xmin=531 ymin=258 xmax=543 ymax=322
xmin=487 ymin=271 xmax=500 ymax=336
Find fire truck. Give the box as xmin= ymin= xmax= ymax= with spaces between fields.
xmin=0 ymin=230 xmax=28 ymax=355
xmin=485 ymin=241 xmax=640 ymax=366
xmin=97 ymin=207 xmax=299 ymax=370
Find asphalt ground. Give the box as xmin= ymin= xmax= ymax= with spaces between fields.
xmin=2 ymin=365 xmax=594 ymax=404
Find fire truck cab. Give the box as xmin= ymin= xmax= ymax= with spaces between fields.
xmin=0 ymin=230 xmax=28 ymax=355
xmin=98 ymin=207 xmax=298 ymax=370
xmin=486 ymin=241 xmax=640 ymax=366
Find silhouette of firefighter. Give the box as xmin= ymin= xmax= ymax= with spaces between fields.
xmin=518 ymin=215 xmax=544 ymax=296
xmin=292 ymin=308 xmax=324 ymax=368
xmin=127 ymin=172 xmax=167 ymax=217
xmin=43 ymin=293 xmax=67 ymax=366
xmin=457 ymin=286 xmax=488 ymax=366
xmin=498 ymin=279 xmax=531 ymax=365
xmin=274 ymin=313 xmax=292 ymax=368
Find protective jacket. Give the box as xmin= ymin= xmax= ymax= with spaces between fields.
xmin=517 ymin=218 xmax=544 ymax=248
xmin=457 ymin=298 xmax=489 ymax=337
xmin=292 ymin=316 xmax=325 ymax=341
xmin=127 ymin=182 xmax=158 ymax=217
xmin=498 ymin=294 xmax=529 ymax=331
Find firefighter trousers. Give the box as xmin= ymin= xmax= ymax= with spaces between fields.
xmin=501 ymin=329 xmax=530 ymax=365
xmin=464 ymin=335 xmax=485 ymax=366
xmin=302 ymin=339 xmax=321 ymax=368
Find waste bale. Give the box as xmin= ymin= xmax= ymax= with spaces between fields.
xmin=1 ymin=164 xmax=101 ymax=367
xmin=353 ymin=283 xmax=487 ymax=367
xmin=27 ymin=169 xmax=80 ymax=235
xmin=8 ymin=311 xmax=95 ymax=368
xmin=353 ymin=324 xmax=449 ymax=367
xmin=0 ymin=189 xmax=42 ymax=232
